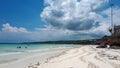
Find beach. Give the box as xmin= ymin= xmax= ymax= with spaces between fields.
xmin=0 ymin=45 xmax=120 ymax=68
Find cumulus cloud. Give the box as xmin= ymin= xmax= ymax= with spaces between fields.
xmin=0 ymin=23 xmax=30 ymax=43
xmin=0 ymin=23 xmax=100 ymax=43
xmin=102 ymin=7 xmax=120 ymax=25
xmin=1 ymin=23 xmax=28 ymax=33
xmin=40 ymin=0 xmax=120 ymax=38
xmin=41 ymin=0 xmax=109 ymax=31
xmin=0 ymin=23 xmax=79 ymax=43
xmin=1 ymin=0 xmax=120 ymax=43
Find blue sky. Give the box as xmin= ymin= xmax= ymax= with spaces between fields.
xmin=0 ymin=0 xmax=120 ymax=43
xmin=0 ymin=0 xmax=45 ymax=30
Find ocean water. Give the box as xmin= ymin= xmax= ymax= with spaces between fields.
xmin=0 ymin=44 xmax=81 ymax=64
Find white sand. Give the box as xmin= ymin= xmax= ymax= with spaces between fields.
xmin=0 ymin=48 xmax=69 ymax=68
xmin=1 ymin=45 xmax=120 ymax=68
xmin=38 ymin=45 xmax=120 ymax=68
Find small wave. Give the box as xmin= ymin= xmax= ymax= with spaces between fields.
xmin=26 ymin=48 xmax=50 ymax=53
xmin=5 ymin=50 xmax=25 ymax=52
xmin=27 ymin=46 xmax=72 ymax=53
xmin=0 ymin=52 xmax=22 ymax=57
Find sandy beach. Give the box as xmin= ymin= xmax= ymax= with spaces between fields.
xmin=0 ymin=45 xmax=120 ymax=68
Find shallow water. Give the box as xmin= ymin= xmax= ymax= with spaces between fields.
xmin=0 ymin=44 xmax=81 ymax=64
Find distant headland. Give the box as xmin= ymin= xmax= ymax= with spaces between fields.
xmin=0 ymin=39 xmax=99 ymax=45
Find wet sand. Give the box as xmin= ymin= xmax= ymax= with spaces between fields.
xmin=1 ymin=45 xmax=120 ymax=68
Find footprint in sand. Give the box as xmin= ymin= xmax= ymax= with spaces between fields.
xmin=88 ymin=62 xmax=99 ymax=68
xmin=69 ymin=67 xmax=73 ymax=68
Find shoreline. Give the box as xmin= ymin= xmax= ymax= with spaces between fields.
xmin=0 ymin=44 xmax=75 ymax=65
xmin=0 ymin=46 xmax=73 ymax=68
xmin=1 ymin=45 xmax=120 ymax=68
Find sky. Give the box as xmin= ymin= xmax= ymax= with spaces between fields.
xmin=0 ymin=0 xmax=120 ymax=43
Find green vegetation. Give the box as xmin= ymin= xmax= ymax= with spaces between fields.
xmin=22 ymin=39 xmax=99 ymax=44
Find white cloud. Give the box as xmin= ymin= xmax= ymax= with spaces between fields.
xmin=0 ymin=23 xmax=30 ymax=43
xmin=2 ymin=23 xmax=28 ymax=33
xmin=1 ymin=0 xmax=120 ymax=43
xmin=0 ymin=23 xmax=99 ymax=43
xmin=41 ymin=0 xmax=120 ymax=36
xmin=0 ymin=23 xmax=76 ymax=43
xmin=102 ymin=7 xmax=120 ymax=26
xmin=41 ymin=0 xmax=109 ymax=31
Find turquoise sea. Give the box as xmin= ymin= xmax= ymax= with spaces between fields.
xmin=0 ymin=44 xmax=81 ymax=64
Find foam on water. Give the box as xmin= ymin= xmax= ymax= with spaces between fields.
xmin=0 ymin=52 xmax=22 ymax=57
xmin=0 ymin=44 xmax=80 ymax=64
